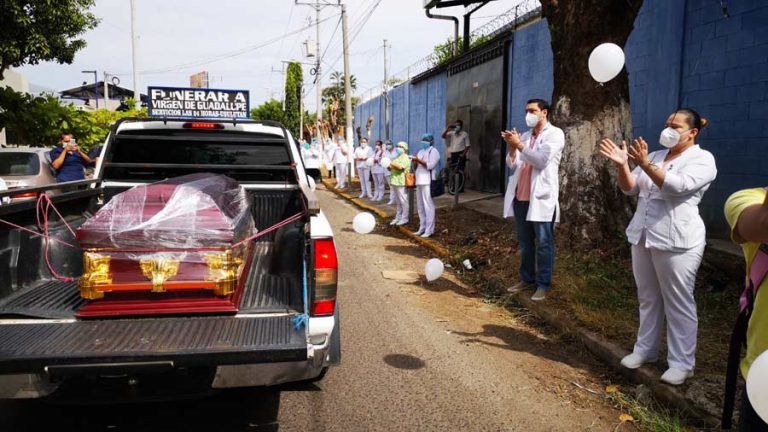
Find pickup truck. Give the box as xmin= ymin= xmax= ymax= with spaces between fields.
xmin=0 ymin=118 xmax=340 ymax=400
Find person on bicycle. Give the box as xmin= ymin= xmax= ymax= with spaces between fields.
xmin=501 ymin=99 xmax=565 ymax=302
xmin=442 ymin=120 xmax=470 ymax=192
xmin=412 ymin=133 xmax=441 ymax=238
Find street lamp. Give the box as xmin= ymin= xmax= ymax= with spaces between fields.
xmin=81 ymin=70 xmax=99 ymax=109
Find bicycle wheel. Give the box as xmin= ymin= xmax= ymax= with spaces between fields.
xmin=447 ymin=170 xmax=457 ymax=195
xmin=454 ymin=171 xmax=465 ymax=193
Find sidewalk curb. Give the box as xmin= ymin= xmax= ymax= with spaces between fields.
xmin=322 ymin=180 xmax=719 ymax=427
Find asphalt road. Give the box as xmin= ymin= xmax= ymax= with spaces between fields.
xmin=0 ymin=189 xmax=633 ymax=432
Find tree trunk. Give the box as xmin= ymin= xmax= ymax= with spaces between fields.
xmin=540 ymin=0 xmax=644 ymax=246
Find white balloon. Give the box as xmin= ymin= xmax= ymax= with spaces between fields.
xmin=365 ymin=157 xmax=374 ymax=167
xmin=380 ymin=157 xmax=391 ymax=169
xmin=424 ymin=258 xmax=444 ymax=282
xmin=747 ymin=350 xmax=768 ymax=423
xmin=352 ymin=212 xmax=376 ymax=234
xmin=588 ymin=43 xmax=625 ymax=83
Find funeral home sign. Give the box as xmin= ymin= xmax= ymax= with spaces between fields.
xmin=148 ymin=87 xmax=250 ymax=119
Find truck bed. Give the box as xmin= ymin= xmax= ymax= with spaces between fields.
xmin=0 ymin=242 xmax=303 ymax=319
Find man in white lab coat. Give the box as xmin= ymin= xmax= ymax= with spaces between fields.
xmin=412 ymin=133 xmax=441 ymax=238
xmin=501 ymin=99 xmax=565 ymax=302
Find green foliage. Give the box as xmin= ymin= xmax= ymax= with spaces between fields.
xmin=0 ymin=87 xmax=145 ymax=150
xmin=283 ymin=62 xmax=303 ymax=139
xmin=433 ymin=34 xmax=494 ymax=65
xmin=249 ymin=99 xmax=285 ymax=124
xmin=0 ymin=0 xmax=100 ymax=79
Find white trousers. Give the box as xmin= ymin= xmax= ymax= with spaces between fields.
xmin=416 ymin=184 xmax=435 ymax=234
xmin=631 ymin=241 xmax=705 ymax=371
xmin=373 ymin=173 xmax=386 ymax=200
xmin=357 ymin=167 xmax=372 ymax=197
xmin=335 ymin=163 xmax=347 ymax=188
xmin=393 ymin=186 xmax=408 ymax=222
xmin=385 ymin=175 xmax=394 ymax=203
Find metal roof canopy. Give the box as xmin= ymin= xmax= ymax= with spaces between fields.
xmin=424 ymin=0 xmax=498 ymax=54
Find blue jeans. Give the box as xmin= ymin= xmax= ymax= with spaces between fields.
xmin=513 ymin=199 xmax=555 ymax=290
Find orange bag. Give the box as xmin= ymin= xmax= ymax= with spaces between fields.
xmin=405 ymin=172 xmax=416 ymax=188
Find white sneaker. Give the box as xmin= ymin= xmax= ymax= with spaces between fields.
xmin=530 ymin=288 xmax=547 ymax=301
xmin=389 ymin=219 xmax=400 ymax=226
xmin=413 ymin=229 xmax=424 ymax=236
xmin=358 ymin=194 xmax=366 ymax=199
xmin=620 ymin=353 xmax=657 ymax=369
xmin=420 ymin=232 xmax=432 ymax=238
xmin=396 ymin=220 xmax=409 ymax=226
xmin=367 ymin=195 xmax=374 ymax=199
xmin=660 ymin=368 xmax=693 ymax=385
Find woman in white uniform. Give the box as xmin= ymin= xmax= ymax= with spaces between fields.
xmin=412 ymin=133 xmax=440 ymax=237
xmin=371 ymin=140 xmax=386 ymax=201
xmin=354 ymin=138 xmax=375 ymax=199
xmin=599 ymin=108 xmax=717 ymax=385
xmin=384 ymin=141 xmax=397 ymax=205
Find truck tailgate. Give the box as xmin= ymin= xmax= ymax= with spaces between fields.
xmin=0 ymin=315 xmax=307 ymax=374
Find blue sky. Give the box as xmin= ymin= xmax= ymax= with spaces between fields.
xmin=17 ymin=0 xmax=522 ymax=112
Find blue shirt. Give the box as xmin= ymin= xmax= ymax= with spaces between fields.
xmin=49 ymin=147 xmax=86 ymax=182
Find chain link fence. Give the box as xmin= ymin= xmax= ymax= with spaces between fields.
xmin=357 ymin=0 xmax=542 ymax=103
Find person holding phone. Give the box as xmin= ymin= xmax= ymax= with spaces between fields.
xmin=49 ymin=134 xmax=91 ymax=182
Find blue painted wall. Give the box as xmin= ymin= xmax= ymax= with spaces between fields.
xmin=353 ymin=0 xmax=768 ymax=235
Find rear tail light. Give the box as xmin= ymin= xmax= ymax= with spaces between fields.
xmin=312 ymin=239 xmax=337 ymax=316
xmin=11 ymin=191 xmax=37 ymax=199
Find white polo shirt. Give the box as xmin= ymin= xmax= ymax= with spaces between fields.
xmin=446 ymin=130 xmax=470 ymax=153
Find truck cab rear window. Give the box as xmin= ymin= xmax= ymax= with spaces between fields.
xmin=110 ymin=135 xmax=291 ymax=166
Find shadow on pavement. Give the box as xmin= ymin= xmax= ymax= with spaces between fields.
xmin=383 ymin=354 xmax=426 ymax=370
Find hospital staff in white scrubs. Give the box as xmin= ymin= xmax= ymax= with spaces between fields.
xmin=412 ymin=133 xmax=440 ymax=238
xmin=599 ymin=108 xmax=717 ymax=386
xmin=371 ymin=140 xmax=387 ymax=201
xmin=332 ymin=136 xmax=349 ymax=189
xmin=354 ymin=138 xmax=375 ymax=199
xmin=384 ymin=141 xmax=397 ymax=205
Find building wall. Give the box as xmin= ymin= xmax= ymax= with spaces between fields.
xmin=353 ymin=0 xmax=768 ymax=235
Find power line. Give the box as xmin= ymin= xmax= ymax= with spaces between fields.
xmin=116 ymin=12 xmax=340 ymax=76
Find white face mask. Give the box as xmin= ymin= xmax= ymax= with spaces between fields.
xmin=525 ymin=113 xmax=540 ymax=128
xmin=659 ymin=127 xmax=683 ymax=148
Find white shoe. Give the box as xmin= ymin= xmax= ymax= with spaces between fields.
xmin=396 ymin=220 xmax=408 ymax=226
xmin=620 ymin=353 xmax=657 ymax=369
xmin=420 ymin=232 xmax=432 ymax=238
xmin=413 ymin=229 xmax=424 ymax=236
xmin=367 ymin=195 xmax=374 ymax=199
xmin=358 ymin=194 xmax=366 ymax=199
xmin=660 ymin=368 xmax=693 ymax=385
xmin=530 ymin=288 xmax=547 ymax=301
xmin=389 ymin=219 xmax=400 ymax=226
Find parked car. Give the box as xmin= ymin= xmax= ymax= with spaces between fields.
xmin=0 ymin=147 xmax=57 ymax=201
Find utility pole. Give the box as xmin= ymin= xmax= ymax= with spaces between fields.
xmin=103 ymin=72 xmax=110 ymax=110
xmin=130 ymin=0 xmax=140 ymax=103
xmin=341 ymin=1 xmax=354 ymax=184
xmin=314 ymin=4 xmax=323 ymax=151
xmin=383 ymin=39 xmax=390 ymax=142
xmin=299 ymin=84 xmax=304 ymax=142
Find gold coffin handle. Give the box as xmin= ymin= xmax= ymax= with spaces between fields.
xmin=140 ymin=257 xmax=180 ymax=293
xmin=79 ymin=252 xmax=112 ymax=300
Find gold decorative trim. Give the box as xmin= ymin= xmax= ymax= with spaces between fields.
xmin=79 ymin=252 xmax=112 ymax=300
xmin=139 ymin=257 xmax=180 ymax=293
xmin=205 ymin=250 xmax=243 ymax=297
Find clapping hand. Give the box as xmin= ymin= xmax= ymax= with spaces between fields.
xmin=627 ymin=137 xmax=651 ymax=167
xmin=501 ymin=129 xmax=522 ymax=150
xmin=598 ymin=139 xmax=629 ymax=166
